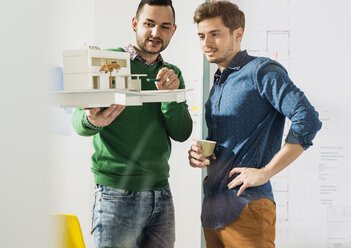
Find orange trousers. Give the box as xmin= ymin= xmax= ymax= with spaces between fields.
xmin=203 ymin=198 xmax=276 ymax=248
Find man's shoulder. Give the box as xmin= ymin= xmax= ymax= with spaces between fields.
xmin=250 ymin=57 xmax=288 ymax=76
xmin=162 ymin=61 xmax=182 ymax=73
xmin=248 ymin=56 xmax=273 ymax=67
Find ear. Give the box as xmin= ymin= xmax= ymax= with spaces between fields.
xmin=171 ymin=24 xmax=177 ymax=36
xmin=132 ymin=17 xmax=137 ymax=32
xmin=234 ymin=27 xmax=244 ymax=42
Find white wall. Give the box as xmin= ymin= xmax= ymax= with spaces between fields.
xmin=0 ymin=0 xmax=50 ymax=247
xmin=48 ymin=0 xmax=96 ymax=247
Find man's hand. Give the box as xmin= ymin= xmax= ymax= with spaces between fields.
xmin=155 ymin=67 xmax=180 ymax=90
xmin=188 ymin=144 xmax=216 ymax=168
xmin=83 ymin=104 xmax=125 ymax=127
xmin=227 ymin=167 xmax=271 ymax=196
xmin=227 ymin=143 xmax=304 ymax=196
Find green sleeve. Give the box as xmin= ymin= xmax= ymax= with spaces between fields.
xmin=161 ymin=66 xmax=193 ymax=142
xmin=72 ymin=108 xmax=101 ymax=136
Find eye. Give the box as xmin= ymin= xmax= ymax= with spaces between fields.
xmin=161 ymin=25 xmax=171 ymax=30
xmin=145 ymin=22 xmax=154 ymax=27
xmin=198 ymin=35 xmax=204 ymax=40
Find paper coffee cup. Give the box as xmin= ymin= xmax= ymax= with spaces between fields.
xmin=197 ymin=140 xmax=216 ymax=165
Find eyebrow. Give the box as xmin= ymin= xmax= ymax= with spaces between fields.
xmin=197 ymin=30 xmax=222 ymax=35
xmin=145 ymin=18 xmax=173 ymax=26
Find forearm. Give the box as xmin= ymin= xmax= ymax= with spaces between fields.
xmin=263 ymin=142 xmax=304 ymax=179
xmin=161 ymin=101 xmax=192 ymax=142
xmin=228 ymin=142 xmax=304 ymax=195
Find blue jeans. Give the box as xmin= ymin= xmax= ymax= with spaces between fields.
xmin=91 ymin=185 xmax=175 ymax=248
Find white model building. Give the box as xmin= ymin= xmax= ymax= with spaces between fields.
xmin=51 ymin=46 xmax=190 ymax=108
xmin=63 ymin=46 xmax=145 ymax=91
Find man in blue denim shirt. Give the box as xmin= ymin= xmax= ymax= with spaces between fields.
xmin=188 ymin=2 xmax=322 ymax=247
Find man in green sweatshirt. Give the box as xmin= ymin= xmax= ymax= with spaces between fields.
xmin=72 ymin=0 xmax=192 ymax=247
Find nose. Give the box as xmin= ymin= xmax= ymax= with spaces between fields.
xmin=151 ymin=26 xmax=161 ymax=37
xmin=203 ymin=35 xmax=213 ymax=47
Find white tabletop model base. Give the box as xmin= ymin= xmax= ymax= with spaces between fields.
xmin=50 ymin=89 xmax=191 ymax=108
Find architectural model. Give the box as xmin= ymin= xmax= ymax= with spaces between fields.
xmin=51 ymin=46 xmax=191 ymax=107
xmin=63 ymin=46 xmax=145 ymax=91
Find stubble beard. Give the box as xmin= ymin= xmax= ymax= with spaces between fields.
xmin=205 ymin=42 xmax=235 ymax=65
xmin=207 ymin=56 xmax=227 ymax=65
xmin=136 ymin=35 xmax=168 ymax=55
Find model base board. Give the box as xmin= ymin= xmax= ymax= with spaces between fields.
xmin=50 ymin=89 xmax=192 ymax=108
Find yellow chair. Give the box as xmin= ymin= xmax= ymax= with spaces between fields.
xmin=51 ymin=213 xmax=86 ymax=248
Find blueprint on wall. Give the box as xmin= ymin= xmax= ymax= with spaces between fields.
xmin=229 ymin=0 xmax=351 ymax=247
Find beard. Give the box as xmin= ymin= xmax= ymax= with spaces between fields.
xmin=136 ymin=35 xmax=169 ymax=55
xmin=205 ymin=43 xmax=235 ymax=65
xmin=206 ymin=56 xmax=228 ymax=64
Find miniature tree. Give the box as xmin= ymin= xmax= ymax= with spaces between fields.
xmin=99 ymin=61 xmax=121 ymax=89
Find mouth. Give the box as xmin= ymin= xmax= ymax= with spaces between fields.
xmin=205 ymin=49 xmax=217 ymax=57
xmin=147 ymin=38 xmax=162 ymax=47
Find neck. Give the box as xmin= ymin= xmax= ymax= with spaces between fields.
xmin=218 ymin=49 xmax=241 ymax=72
xmin=134 ymin=45 xmax=159 ymax=64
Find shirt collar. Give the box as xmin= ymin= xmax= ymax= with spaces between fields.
xmin=227 ymin=50 xmax=249 ymax=71
xmin=214 ymin=50 xmax=251 ymax=84
xmin=123 ymin=44 xmax=166 ymax=66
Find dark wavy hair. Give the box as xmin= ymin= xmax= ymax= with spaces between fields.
xmin=194 ymin=1 xmax=245 ymax=32
xmin=136 ymin=0 xmax=175 ymax=24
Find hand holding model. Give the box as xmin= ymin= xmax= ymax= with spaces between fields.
xmin=154 ymin=67 xmax=180 ymax=90
xmin=83 ymin=104 xmax=125 ymax=127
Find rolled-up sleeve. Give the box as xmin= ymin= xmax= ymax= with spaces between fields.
xmin=256 ymin=61 xmax=322 ymax=150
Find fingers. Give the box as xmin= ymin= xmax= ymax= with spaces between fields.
xmin=156 ymin=68 xmax=179 ymax=90
xmin=83 ymin=107 xmax=100 ymax=116
xmin=227 ymin=174 xmax=241 ymax=188
xmin=83 ymin=108 xmax=101 ymax=124
xmin=227 ymin=167 xmax=246 ymax=195
xmin=237 ymin=185 xmax=247 ymax=196
xmin=187 ymin=145 xmax=207 ymax=168
xmin=227 ymin=175 xmax=247 ymax=196
xmin=102 ymin=105 xmax=126 ymax=124
xmin=228 ymin=167 xmax=243 ymax=178
xmin=188 ymin=156 xmax=207 ymax=168
xmin=84 ymin=104 xmax=125 ymax=127
xmin=156 ymin=67 xmax=169 ymax=82
xmin=101 ymin=104 xmax=125 ymax=119
xmin=163 ymin=73 xmax=177 ymax=89
xmin=156 ymin=68 xmax=173 ymax=89
xmin=189 ymin=145 xmax=206 ymax=160
xmin=191 ymin=144 xmax=203 ymax=154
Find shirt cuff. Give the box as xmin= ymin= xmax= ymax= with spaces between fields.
xmin=82 ymin=113 xmax=103 ymax=130
xmin=285 ymin=129 xmax=313 ymax=150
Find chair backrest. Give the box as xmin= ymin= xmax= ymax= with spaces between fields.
xmin=51 ymin=214 xmax=86 ymax=248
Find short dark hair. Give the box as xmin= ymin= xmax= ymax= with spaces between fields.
xmin=193 ymin=1 xmax=245 ymax=32
xmin=136 ymin=0 xmax=175 ymax=24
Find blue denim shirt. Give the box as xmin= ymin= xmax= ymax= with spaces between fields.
xmin=202 ymin=50 xmax=322 ymax=229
